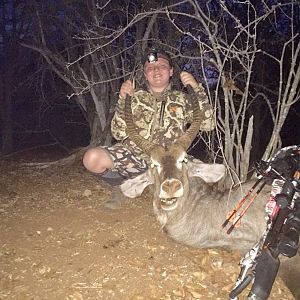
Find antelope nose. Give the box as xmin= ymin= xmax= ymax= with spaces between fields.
xmin=159 ymin=179 xmax=183 ymax=198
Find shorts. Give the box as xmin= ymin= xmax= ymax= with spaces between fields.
xmin=95 ymin=143 xmax=148 ymax=186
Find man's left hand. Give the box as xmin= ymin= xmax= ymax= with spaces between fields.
xmin=180 ymin=71 xmax=198 ymax=90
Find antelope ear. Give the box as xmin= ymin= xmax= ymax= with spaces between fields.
xmin=120 ymin=170 xmax=153 ymax=198
xmin=188 ymin=161 xmax=226 ymax=183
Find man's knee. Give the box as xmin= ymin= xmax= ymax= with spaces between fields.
xmin=83 ymin=147 xmax=113 ymax=173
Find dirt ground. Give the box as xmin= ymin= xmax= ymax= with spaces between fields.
xmin=0 ymin=150 xmax=298 ymax=300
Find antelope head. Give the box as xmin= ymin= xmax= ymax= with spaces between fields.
xmin=124 ymin=87 xmax=202 ymax=212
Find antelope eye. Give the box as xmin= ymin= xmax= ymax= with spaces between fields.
xmin=150 ymin=159 xmax=162 ymax=173
xmin=176 ymin=155 xmax=188 ymax=169
xmin=178 ymin=153 xmax=188 ymax=164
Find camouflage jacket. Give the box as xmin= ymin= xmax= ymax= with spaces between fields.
xmin=111 ymin=83 xmax=215 ymax=161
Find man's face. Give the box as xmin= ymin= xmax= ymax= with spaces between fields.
xmin=144 ymin=57 xmax=173 ymax=92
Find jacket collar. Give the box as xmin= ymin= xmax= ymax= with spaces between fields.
xmin=148 ymin=83 xmax=172 ymax=102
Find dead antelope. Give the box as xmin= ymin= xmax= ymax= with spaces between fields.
xmin=123 ymin=90 xmax=269 ymax=251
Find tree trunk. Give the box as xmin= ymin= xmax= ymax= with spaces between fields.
xmin=0 ymin=70 xmax=14 ymax=154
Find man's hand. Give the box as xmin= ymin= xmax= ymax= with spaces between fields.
xmin=180 ymin=71 xmax=198 ymax=90
xmin=119 ymin=80 xmax=134 ymax=99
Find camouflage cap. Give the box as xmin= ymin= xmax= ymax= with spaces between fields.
xmin=142 ymin=48 xmax=172 ymax=67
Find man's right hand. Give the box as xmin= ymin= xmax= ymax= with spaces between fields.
xmin=119 ymin=80 xmax=134 ymax=99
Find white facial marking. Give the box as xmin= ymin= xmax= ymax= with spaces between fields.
xmin=175 ymin=152 xmax=187 ymax=169
xmin=151 ymin=158 xmax=162 ymax=174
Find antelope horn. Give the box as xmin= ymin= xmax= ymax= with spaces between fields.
xmin=124 ymin=94 xmax=158 ymax=155
xmin=175 ymin=85 xmax=202 ymax=150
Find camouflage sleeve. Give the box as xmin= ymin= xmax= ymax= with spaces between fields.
xmin=111 ymin=95 xmax=128 ymax=141
xmin=186 ymin=83 xmax=215 ymax=131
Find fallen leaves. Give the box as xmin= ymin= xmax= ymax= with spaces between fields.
xmin=0 ymin=159 xmax=296 ymax=299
